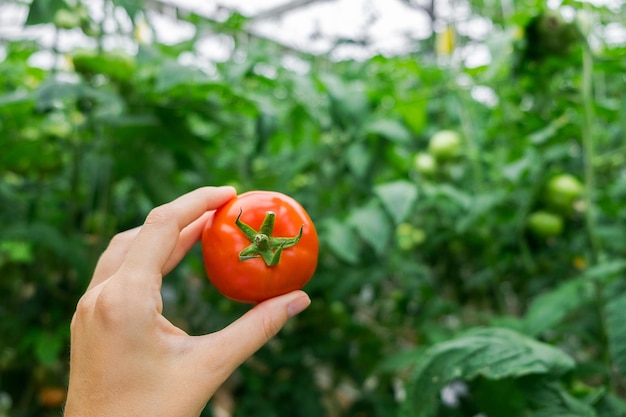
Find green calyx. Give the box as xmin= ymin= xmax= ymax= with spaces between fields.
xmin=236 ymin=209 xmax=303 ymax=267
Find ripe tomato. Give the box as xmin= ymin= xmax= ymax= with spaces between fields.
xmin=202 ymin=191 xmax=318 ymax=303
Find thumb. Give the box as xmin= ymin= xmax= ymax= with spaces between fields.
xmin=195 ymin=291 xmax=311 ymax=381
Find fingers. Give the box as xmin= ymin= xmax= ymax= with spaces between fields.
xmin=89 ymin=211 xmax=215 ymax=290
xmin=89 ymin=227 xmax=140 ymax=290
xmin=160 ymin=211 xmax=214 ymax=274
xmin=194 ymin=291 xmax=311 ymax=381
xmin=114 ymin=186 xmax=235 ymax=288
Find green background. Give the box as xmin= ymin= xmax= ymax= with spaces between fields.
xmin=1 ymin=0 xmax=626 ymax=416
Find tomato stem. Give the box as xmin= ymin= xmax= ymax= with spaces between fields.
xmin=236 ymin=209 xmax=303 ymax=266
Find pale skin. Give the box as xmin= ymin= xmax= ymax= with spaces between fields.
xmin=64 ymin=186 xmax=311 ymax=417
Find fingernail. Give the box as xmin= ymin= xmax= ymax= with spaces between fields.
xmin=287 ymin=294 xmax=311 ymax=318
xmin=220 ymin=185 xmax=237 ymax=194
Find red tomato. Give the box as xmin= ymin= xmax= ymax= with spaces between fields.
xmin=202 ymin=191 xmax=318 ymax=303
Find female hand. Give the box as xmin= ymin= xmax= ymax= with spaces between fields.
xmin=64 ymin=186 xmax=311 ymax=417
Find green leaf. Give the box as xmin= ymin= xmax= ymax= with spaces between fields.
xmin=402 ymin=327 xmax=576 ymax=417
xmin=0 ymin=91 xmax=33 ymax=107
xmin=348 ymin=200 xmax=392 ymax=256
xmin=363 ymin=118 xmax=412 ymax=143
xmin=593 ymin=391 xmax=626 ymax=417
xmin=520 ymin=377 xmax=597 ymax=417
xmin=345 ymin=142 xmax=371 ymax=179
xmin=25 ymin=0 xmax=66 ymax=25
xmin=374 ymin=181 xmax=419 ymax=225
xmin=523 ymin=261 xmax=626 ymax=336
xmin=396 ymin=98 xmax=427 ymax=135
xmin=502 ymin=152 xmax=534 ymax=182
xmin=322 ymin=219 xmax=360 ymax=264
xmin=582 ymin=260 xmax=626 ymax=281
xmin=604 ymin=280 xmax=626 ymax=379
xmin=33 ymin=330 xmax=65 ymax=366
xmin=523 ymin=276 xmax=596 ymax=336
xmin=528 ymin=113 xmax=570 ymax=144
xmin=2 ymin=223 xmax=89 ymax=276
xmin=322 ymin=74 xmax=369 ymax=128
xmin=154 ymin=60 xmax=207 ymax=93
xmin=0 ymin=240 xmax=33 ymax=264
xmin=456 ymin=191 xmax=506 ymax=233
xmin=377 ymin=347 xmax=427 ymax=373
xmin=423 ymin=183 xmax=472 ymax=209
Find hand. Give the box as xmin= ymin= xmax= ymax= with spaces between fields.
xmin=64 ymin=186 xmax=311 ymax=417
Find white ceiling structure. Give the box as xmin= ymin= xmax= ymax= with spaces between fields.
xmin=0 ymin=0 xmax=484 ymax=65
xmin=158 ymin=0 xmax=439 ymax=58
xmin=0 ymin=0 xmax=624 ymax=67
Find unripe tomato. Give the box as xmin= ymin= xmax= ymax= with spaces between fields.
xmin=527 ymin=210 xmax=563 ymax=238
xmin=545 ymin=174 xmax=583 ymax=209
xmin=413 ymin=152 xmax=437 ymax=176
xmin=396 ymin=223 xmax=426 ymax=250
xmin=202 ymin=191 xmax=318 ymax=303
xmin=53 ymin=9 xmax=80 ymax=30
xmin=428 ymin=130 xmax=461 ymax=160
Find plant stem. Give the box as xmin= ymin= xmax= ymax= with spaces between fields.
xmin=580 ymin=32 xmax=615 ymax=388
xmin=580 ymin=41 xmax=600 ymax=264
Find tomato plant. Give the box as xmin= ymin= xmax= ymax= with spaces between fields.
xmin=3 ymin=0 xmax=626 ymax=415
xmin=202 ymin=191 xmax=319 ymax=303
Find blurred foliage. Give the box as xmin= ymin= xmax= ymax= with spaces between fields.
xmin=1 ymin=0 xmax=626 ymax=416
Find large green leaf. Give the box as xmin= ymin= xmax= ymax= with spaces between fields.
xmin=401 ymin=327 xmax=575 ymax=417
xmin=524 ymin=260 xmax=626 ymax=336
xmin=321 ymin=74 xmax=369 ymax=128
xmin=593 ymin=391 xmax=626 ymax=417
xmin=523 ymin=276 xmax=596 ymax=336
xmin=321 ymin=219 xmax=360 ymax=264
xmin=25 ymin=0 xmax=66 ymax=25
xmin=154 ymin=60 xmax=208 ymax=93
xmin=374 ymin=180 xmax=419 ymax=225
xmin=520 ymin=377 xmax=597 ymax=417
xmin=0 ymin=91 xmax=33 ymax=107
xmin=396 ymin=98 xmax=427 ymax=135
xmin=363 ymin=118 xmax=412 ymax=143
xmin=345 ymin=142 xmax=372 ymax=179
xmin=348 ymin=200 xmax=392 ymax=256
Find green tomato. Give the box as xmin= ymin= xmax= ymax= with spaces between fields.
xmin=545 ymin=174 xmax=583 ymax=209
xmin=413 ymin=152 xmax=437 ymax=176
xmin=428 ymin=130 xmax=461 ymax=160
xmin=396 ymin=223 xmax=426 ymax=250
xmin=54 ymin=9 xmax=81 ymax=30
xmin=528 ymin=211 xmax=564 ymax=238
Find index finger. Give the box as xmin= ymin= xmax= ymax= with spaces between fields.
xmin=118 ymin=186 xmax=236 ymax=286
